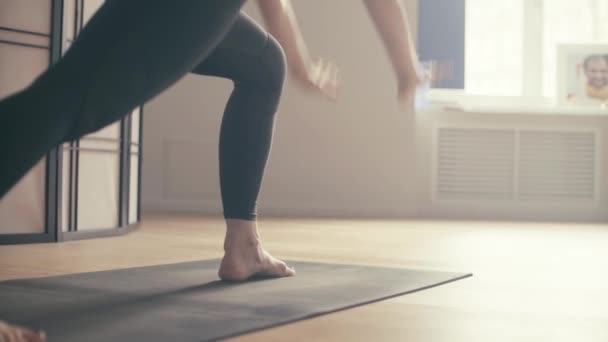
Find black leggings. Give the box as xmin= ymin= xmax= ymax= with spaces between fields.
xmin=0 ymin=0 xmax=285 ymax=221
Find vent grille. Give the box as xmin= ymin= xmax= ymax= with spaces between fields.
xmin=436 ymin=128 xmax=515 ymax=200
xmin=519 ymin=131 xmax=596 ymax=201
xmin=434 ymin=127 xmax=598 ymax=203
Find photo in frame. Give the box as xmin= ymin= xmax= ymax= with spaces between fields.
xmin=556 ymin=44 xmax=608 ymax=107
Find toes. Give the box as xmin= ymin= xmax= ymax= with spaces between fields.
xmin=20 ymin=329 xmax=46 ymax=342
xmin=14 ymin=327 xmax=46 ymax=342
xmin=285 ymin=265 xmax=296 ymax=277
xmin=0 ymin=323 xmax=46 ymax=342
xmin=263 ymin=260 xmax=295 ymax=278
xmin=283 ymin=262 xmax=296 ymax=276
xmin=276 ymin=262 xmax=288 ymax=275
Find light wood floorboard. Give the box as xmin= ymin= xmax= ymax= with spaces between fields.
xmin=1 ymin=214 xmax=607 ymax=341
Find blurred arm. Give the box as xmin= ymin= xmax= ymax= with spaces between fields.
xmin=256 ymin=0 xmax=313 ymax=81
xmin=363 ymin=0 xmax=420 ymax=85
xmin=256 ymin=0 xmax=339 ymax=99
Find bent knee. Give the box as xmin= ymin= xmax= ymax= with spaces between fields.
xmin=261 ymin=34 xmax=286 ymax=92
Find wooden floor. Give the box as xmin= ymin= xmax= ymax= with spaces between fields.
xmin=1 ymin=213 xmax=608 ymax=341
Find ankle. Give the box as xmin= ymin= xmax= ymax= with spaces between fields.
xmin=224 ymin=219 xmax=261 ymax=252
xmin=223 ymin=235 xmax=260 ymax=252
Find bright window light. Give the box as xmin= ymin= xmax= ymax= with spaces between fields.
xmin=465 ymin=0 xmax=608 ymax=98
xmin=543 ymin=0 xmax=595 ymax=97
xmin=465 ymin=0 xmax=524 ymax=96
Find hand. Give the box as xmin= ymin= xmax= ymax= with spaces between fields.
xmin=398 ymin=60 xmax=453 ymax=111
xmin=397 ymin=69 xmax=424 ymax=111
xmin=294 ymin=58 xmax=340 ymax=101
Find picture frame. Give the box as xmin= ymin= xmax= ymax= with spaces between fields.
xmin=556 ymin=44 xmax=608 ymax=107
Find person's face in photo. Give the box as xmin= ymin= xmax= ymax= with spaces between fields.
xmin=583 ymin=55 xmax=608 ymax=89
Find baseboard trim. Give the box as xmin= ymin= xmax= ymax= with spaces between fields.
xmin=141 ymin=196 xmax=417 ymax=219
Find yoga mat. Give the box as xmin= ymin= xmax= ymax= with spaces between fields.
xmin=0 ymin=260 xmax=471 ymax=341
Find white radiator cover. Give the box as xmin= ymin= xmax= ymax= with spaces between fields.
xmin=432 ymin=125 xmax=600 ymax=206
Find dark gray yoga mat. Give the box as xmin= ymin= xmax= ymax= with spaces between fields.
xmin=0 ymin=259 xmax=471 ymax=341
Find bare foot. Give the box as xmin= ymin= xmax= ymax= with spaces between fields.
xmin=0 ymin=321 xmax=46 ymax=342
xmin=218 ymin=219 xmax=295 ymax=282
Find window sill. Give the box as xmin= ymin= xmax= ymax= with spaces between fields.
xmin=421 ymin=89 xmax=608 ymax=116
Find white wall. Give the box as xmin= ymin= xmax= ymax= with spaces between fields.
xmin=142 ymin=0 xmax=420 ymax=218
xmin=0 ymin=0 xmax=51 ymax=234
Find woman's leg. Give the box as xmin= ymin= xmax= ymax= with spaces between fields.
xmin=190 ymin=13 xmax=294 ymax=281
xmin=0 ymin=0 xmax=245 ymax=198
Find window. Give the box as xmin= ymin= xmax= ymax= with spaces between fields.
xmin=542 ymin=0 xmax=607 ymax=97
xmin=420 ymin=0 xmax=608 ymax=96
xmin=463 ymin=0 xmax=608 ymax=97
xmin=465 ymin=0 xmax=523 ymax=96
